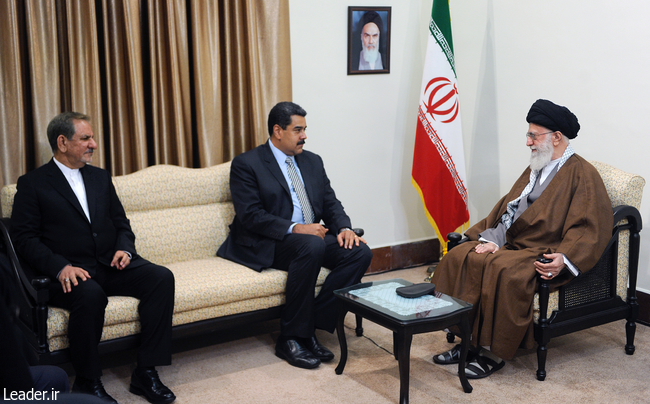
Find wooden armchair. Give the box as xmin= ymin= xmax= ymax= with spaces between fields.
xmin=446 ymin=161 xmax=644 ymax=380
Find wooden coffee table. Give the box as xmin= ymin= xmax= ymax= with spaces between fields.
xmin=334 ymin=278 xmax=473 ymax=404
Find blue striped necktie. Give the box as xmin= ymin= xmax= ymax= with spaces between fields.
xmin=285 ymin=157 xmax=315 ymax=224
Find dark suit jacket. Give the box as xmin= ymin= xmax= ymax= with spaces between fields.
xmin=217 ymin=141 xmax=352 ymax=271
xmin=10 ymin=159 xmax=147 ymax=280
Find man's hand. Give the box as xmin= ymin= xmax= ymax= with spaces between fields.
xmin=111 ymin=250 xmax=131 ymax=270
xmin=534 ymin=253 xmax=565 ymax=280
xmin=474 ymin=242 xmax=499 ymax=254
xmin=293 ymin=223 xmax=328 ymax=239
xmin=337 ymin=229 xmax=367 ymax=249
xmin=58 ymin=265 xmax=90 ymax=293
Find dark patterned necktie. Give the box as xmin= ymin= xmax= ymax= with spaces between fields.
xmin=285 ymin=157 xmax=314 ymax=224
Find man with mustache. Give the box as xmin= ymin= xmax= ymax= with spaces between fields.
xmin=11 ymin=112 xmax=176 ymax=404
xmin=218 ymin=102 xmax=373 ymax=369
xmin=430 ymin=99 xmax=612 ymax=379
xmin=358 ymin=11 xmax=384 ymax=70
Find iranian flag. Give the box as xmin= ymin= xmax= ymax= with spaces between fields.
xmin=412 ymin=0 xmax=469 ymax=249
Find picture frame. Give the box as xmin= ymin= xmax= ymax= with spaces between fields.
xmin=347 ymin=6 xmax=391 ymax=75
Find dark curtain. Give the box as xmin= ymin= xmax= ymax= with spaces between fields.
xmin=0 ymin=0 xmax=292 ymax=193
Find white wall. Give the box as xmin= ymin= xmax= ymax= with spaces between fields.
xmin=289 ymin=0 xmax=434 ymax=248
xmin=289 ymin=0 xmax=650 ymax=293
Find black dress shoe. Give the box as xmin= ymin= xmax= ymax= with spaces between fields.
xmin=129 ymin=367 xmax=176 ymax=404
xmin=301 ymin=335 xmax=334 ymax=362
xmin=72 ymin=377 xmax=118 ymax=404
xmin=275 ymin=336 xmax=321 ymax=369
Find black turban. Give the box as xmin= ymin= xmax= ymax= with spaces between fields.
xmin=526 ymin=99 xmax=580 ymax=139
xmin=360 ymin=11 xmax=383 ymax=33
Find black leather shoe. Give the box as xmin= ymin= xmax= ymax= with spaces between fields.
xmin=72 ymin=377 xmax=118 ymax=404
xmin=129 ymin=367 xmax=176 ymax=404
xmin=275 ymin=336 xmax=321 ymax=369
xmin=301 ymin=335 xmax=334 ymax=362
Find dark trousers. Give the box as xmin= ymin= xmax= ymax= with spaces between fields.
xmin=49 ymin=263 xmax=175 ymax=379
xmin=30 ymin=365 xmax=70 ymax=393
xmin=273 ymin=233 xmax=372 ymax=338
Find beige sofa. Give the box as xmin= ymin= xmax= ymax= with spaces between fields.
xmin=0 ymin=162 xmax=331 ymax=362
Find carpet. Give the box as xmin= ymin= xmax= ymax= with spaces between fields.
xmin=94 ymin=266 xmax=650 ymax=403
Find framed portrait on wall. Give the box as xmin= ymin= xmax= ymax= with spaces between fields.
xmin=348 ymin=6 xmax=391 ymax=75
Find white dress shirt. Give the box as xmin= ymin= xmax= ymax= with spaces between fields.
xmin=53 ymin=157 xmax=91 ymax=222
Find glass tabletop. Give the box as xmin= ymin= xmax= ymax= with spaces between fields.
xmin=334 ymin=278 xmax=471 ymax=322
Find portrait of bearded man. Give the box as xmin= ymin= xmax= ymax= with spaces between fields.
xmin=358 ymin=10 xmax=384 ymax=70
xmin=348 ymin=8 xmax=390 ymax=74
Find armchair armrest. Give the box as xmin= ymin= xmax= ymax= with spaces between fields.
xmin=352 ymin=228 xmax=364 ymax=237
xmin=426 ymin=233 xmax=468 ymax=283
xmin=611 ymin=205 xmax=642 ymax=308
xmin=447 ymin=232 xmax=468 ymax=250
xmin=613 ymin=205 xmax=642 ymax=232
xmin=0 ymin=218 xmax=51 ymax=355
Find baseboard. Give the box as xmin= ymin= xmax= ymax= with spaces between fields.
xmin=638 ymin=290 xmax=650 ymax=326
xmin=367 ymin=238 xmax=440 ymax=274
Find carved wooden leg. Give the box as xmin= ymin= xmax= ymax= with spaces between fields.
xmin=32 ymin=277 xmax=51 ymax=356
xmin=446 ymin=331 xmax=455 ymax=343
xmin=536 ymin=343 xmax=547 ymax=381
xmin=395 ymin=330 xmax=413 ymax=404
xmin=393 ymin=331 xmax=398 ymax=360
xmin=355 ymin=313 xmax=364 ymax=337
xmin=625 ymin=319 xmax=636 ymax=355
xmin=536 ymin=278 xmax=550 ymax=381
xmin=457 ymin=313 xmax=473 ymax=393
xmin=335 ymin=309 xmax=349 ymax=375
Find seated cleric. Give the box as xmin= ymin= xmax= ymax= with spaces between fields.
xmin=430 ymin=99 xmax=612 ymax=378
xmin=217 ymin=101 xmax=373 ymax=369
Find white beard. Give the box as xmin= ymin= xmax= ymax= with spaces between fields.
xmin=529 ymin=135 xmax=554 ymax=171
xmin=362 ymin=46 xmax=379 ymax=64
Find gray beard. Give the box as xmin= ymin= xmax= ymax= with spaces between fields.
xmin=529 ymin=136 xmax=554 ymax=171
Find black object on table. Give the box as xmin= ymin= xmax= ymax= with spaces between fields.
xmin=334 ymin=278 xmax=473 ymax=403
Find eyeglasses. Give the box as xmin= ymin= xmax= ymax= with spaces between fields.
xmin=525 ymin=131 xmax=554 ymax=141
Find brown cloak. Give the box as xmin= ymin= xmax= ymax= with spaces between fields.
xmin=432 ymin=154 xmax=612 ymax=360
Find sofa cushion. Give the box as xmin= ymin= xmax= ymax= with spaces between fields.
xmin=127 ymin=203 xmax=234 ymax=266
xmin=113 ymin=163 xmax=234 ymax=265
xmin=45 ymin=260 xmax=331 ymax=352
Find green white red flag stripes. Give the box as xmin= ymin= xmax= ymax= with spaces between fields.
xmin=412 ymin=0 xmax=469 ymax=249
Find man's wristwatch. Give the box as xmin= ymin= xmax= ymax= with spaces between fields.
xmin=339 ymin=227 xmax=353 ymax=234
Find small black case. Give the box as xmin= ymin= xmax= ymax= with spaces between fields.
xmin=396 ymin=283 xmax=436 ymax=298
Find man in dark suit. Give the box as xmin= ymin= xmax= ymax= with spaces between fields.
xmin=10 ymin=112 xmax=176 ymax=404
xmin=217 ymin=102 xmax=373 ymax=369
